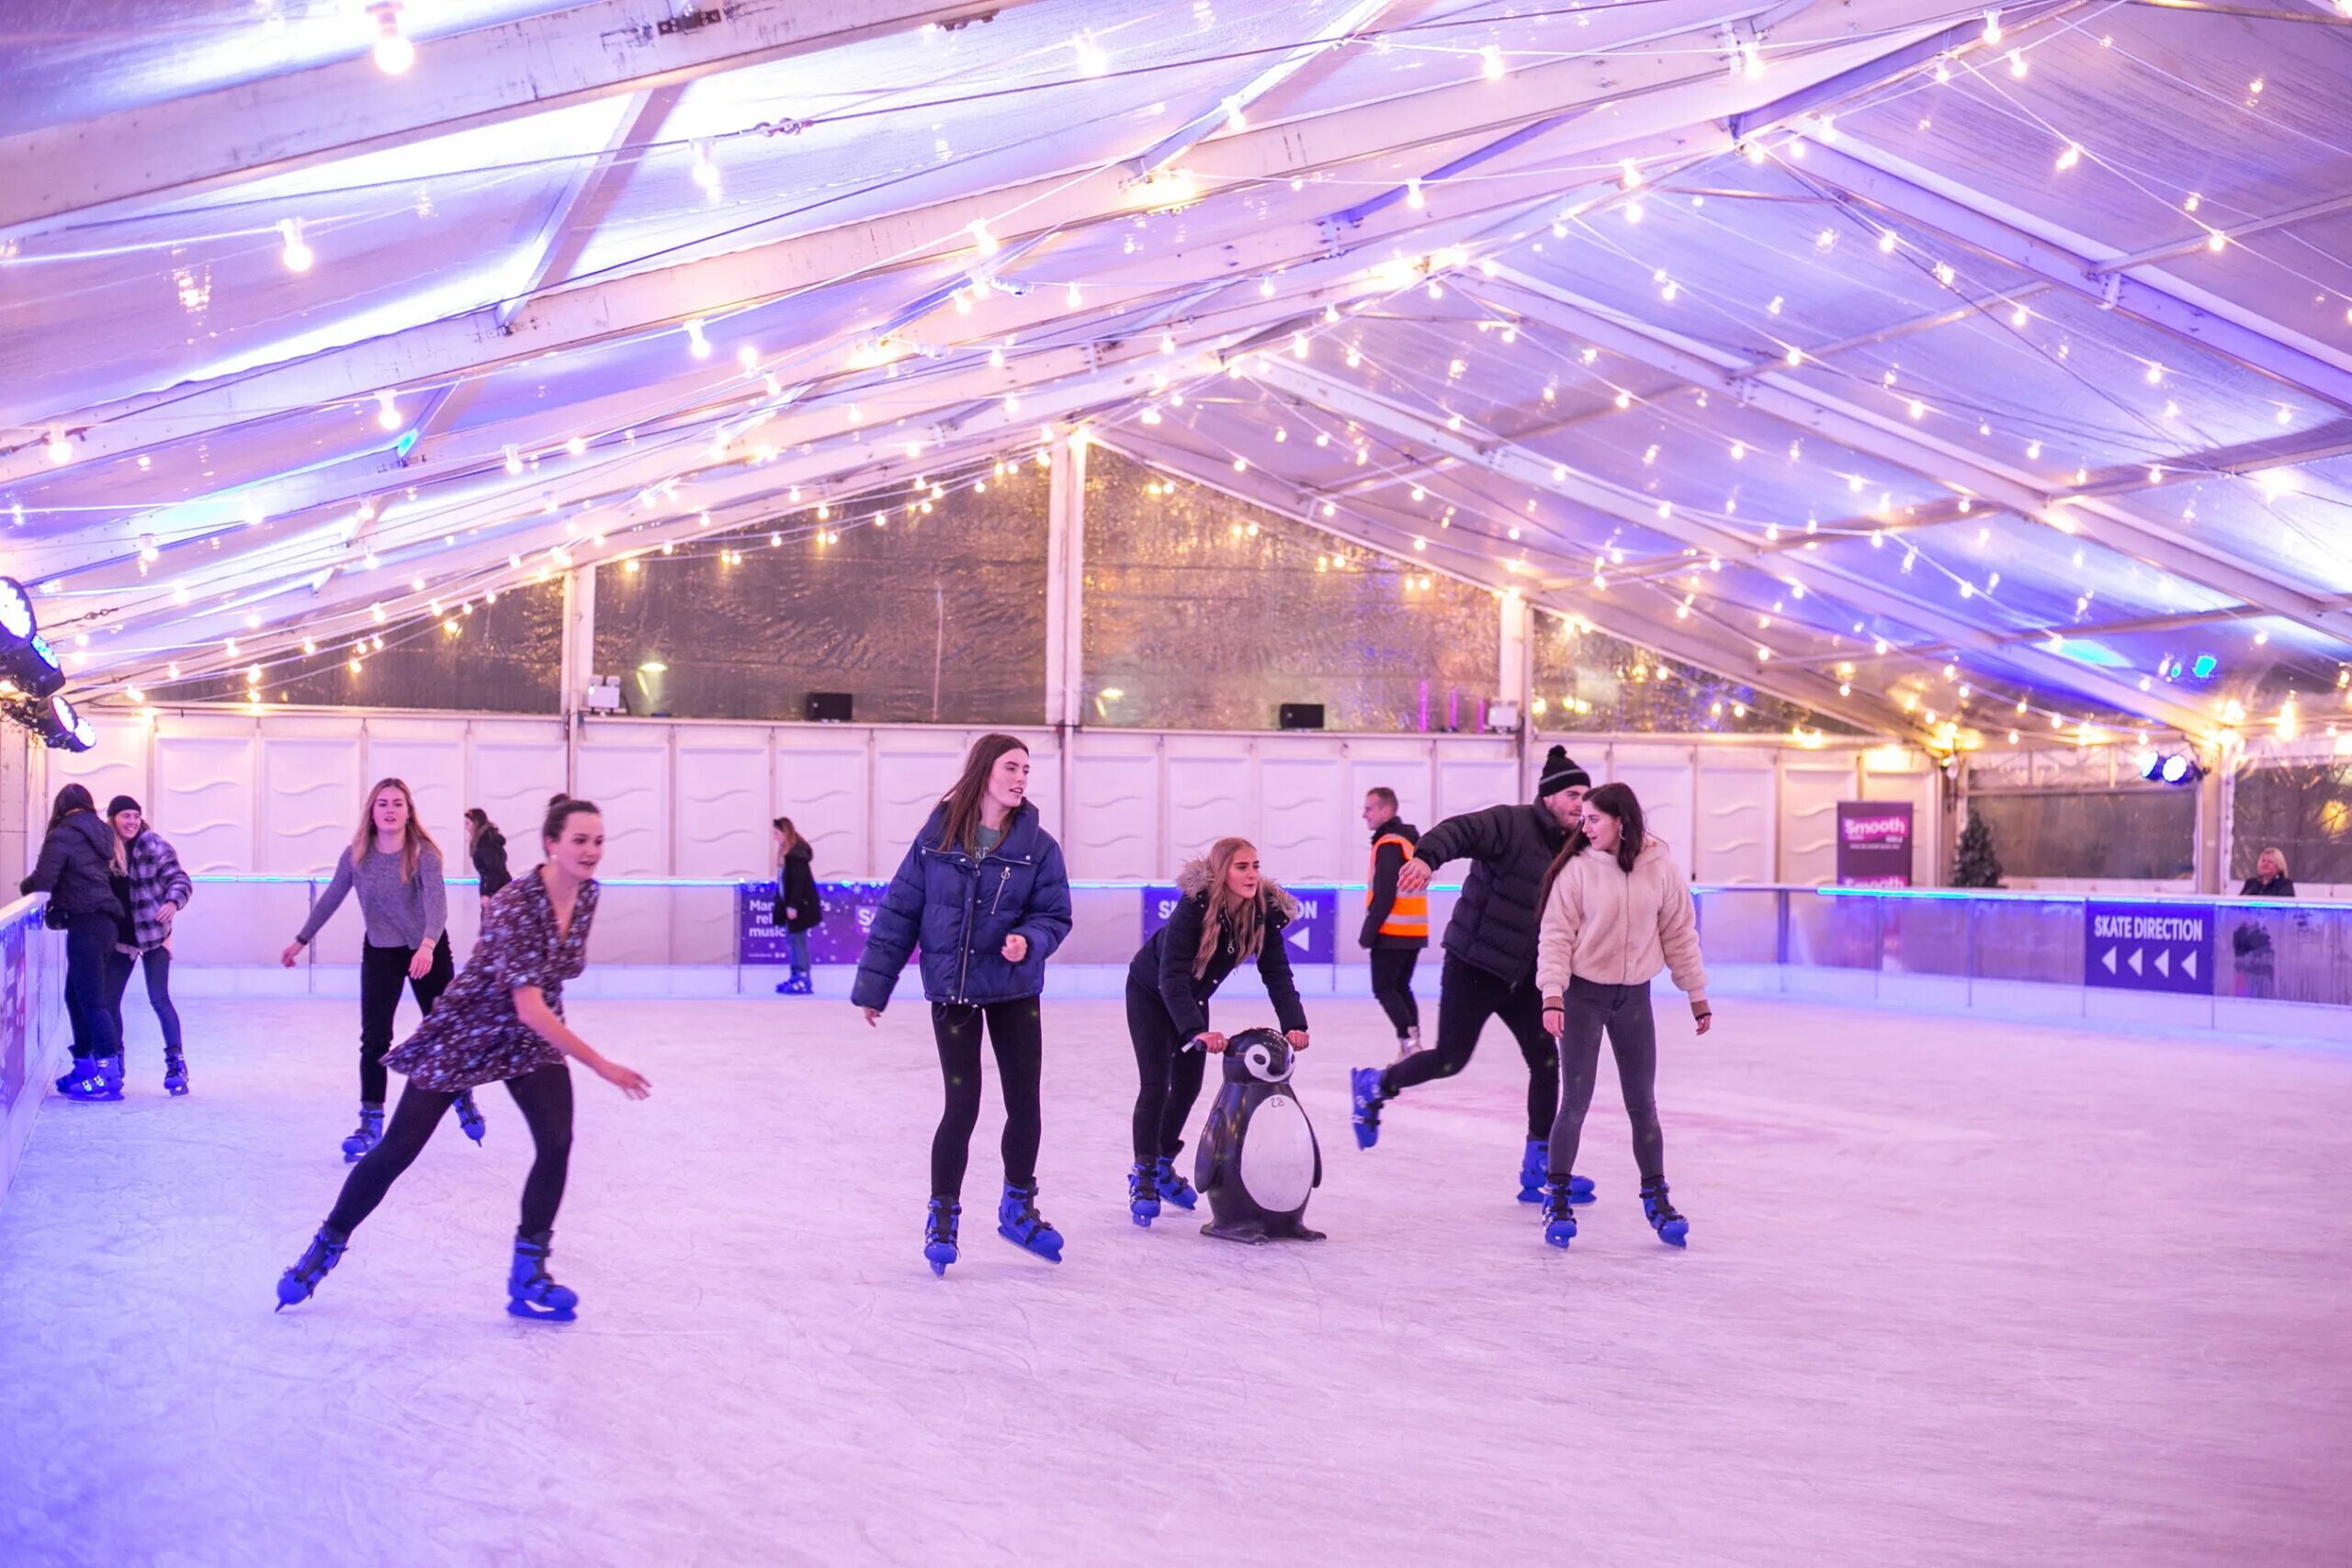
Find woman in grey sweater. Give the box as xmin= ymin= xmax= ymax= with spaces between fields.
xmin=281 ymin=778 xmax=483 ymax=1160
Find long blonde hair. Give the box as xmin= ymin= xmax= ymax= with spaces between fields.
xmin=1193 ymin=837 xmax=1270 ymax=978
xmin=351 ymin=777 xmax=441 ymax=885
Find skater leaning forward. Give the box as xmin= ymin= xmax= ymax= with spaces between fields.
xmin=276 ymin=798 xmax=652 ymax=1317
xmin=1532 ymin=783 xmax=1712 ymax=1250
xmin=1123 ymin=837 xmax=1310 ymax=1228
xmin=1350 ymin=745 xmax=1597 ymax=1207
xmin=851 ymin=733 xmax=1073 ymax=1276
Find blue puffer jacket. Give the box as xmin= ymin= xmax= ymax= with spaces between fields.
xmin=851 ymin=800 xmax=1073 ymax=1010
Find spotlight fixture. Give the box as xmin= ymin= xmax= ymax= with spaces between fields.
xmin=38 ymin=694 xmax=94 ymax=751
xmin=0 ymin=578 xmax=64 ymax=701
xmin=2143 ymin=750 xmax=2202 ymax=787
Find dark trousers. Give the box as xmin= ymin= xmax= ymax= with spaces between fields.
xmin=930 ymin=999 xmax=1044 ymax=1199
xmin=357 ymin=935 xmax=454 ymax=1103
xmin=1126 ymin=981 xmax=1206 ymax=1163
xmin=1381 ymin=953 xmax=1559 ymax=1139
xmin=104 ymin=947 xmax=184 ymax=1059
xmin=1368 ymin=946 xmax=1422 ymax=1037
xmin=1548 ymin=977 xmax=1665 ymax=1184
xmin=326 ymin=1064 xmax=574 ymax=1236
xmin=62 ymin=912 xmax=124 ymax=1062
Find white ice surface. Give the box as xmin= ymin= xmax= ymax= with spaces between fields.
xmin=2 ymin=992 xmax=2348 ymax=1567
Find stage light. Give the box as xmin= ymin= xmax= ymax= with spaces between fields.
xmin=2158 ymin=753 xmax=2200 ymax=786
xmin=39 ymin=694 xmax=94 ymax=752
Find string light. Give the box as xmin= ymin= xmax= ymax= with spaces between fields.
xmin=374 ymin=391 xmax=400 ymax=431
xmin=1406 ymin=177 xmax=1424 ymax=209
xmin=277 ymin=218 xmax=314 ymax=272
xmin=1481 ymin=44 xmax=1504 ymax=79
xmin=369 ymin=2 xmax=414 ymax=74
xmin=45 ymin=426 xmax=72 ymax=464
xmin=690 ymin=140 xmax=720 ymax=197
xmin=684 ymin=318 xmax=712 ymax=359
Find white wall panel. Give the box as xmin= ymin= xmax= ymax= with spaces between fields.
xmin=1694 ymin=753 xmax=1774 ymax=886
xmin=1258 ymin=751 xmax=1349 ymax=884
xmin=871 ymin=736 xmax=968 ymax=865
xmin=1607 ymin=745 xmax=1696 ymax=864
xmin=1066 ymin=736 xmax=1158 ymax=882
xmin=1345 ymin=744 xmax=1434 ymax=856
xmin=260 ymin=730 xmax=363 ymax=874
xmin=674 ymin=729 xmax=771 ymax=880
xmin=1435 ymin=754 xmax=1519 ymax=823
xmin=47 ymin=731 xmax=145 ymax=829
xmin=152 ymin=726 xmax=256 ymax=875
xmin=774 ymin=734 xmax=870 ymax=881
xmin=361 ymin=722 xmax=467 ymax=859
xmin=1165 ymin=741 xmax=1253 ymax=867
xmin=469 ymin=720 xmax=569 ymax=860
xmin=1780 ymin=760 xmax=1856 ymax=886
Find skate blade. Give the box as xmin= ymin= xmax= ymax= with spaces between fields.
xmin=506 ymin=1300 xmax=577 ymax=1321
xmin=995 ymin=1226 xmax=1062 ymax=1263
xmin=1544 ymin=1229 xmax=1576 ymax=1250
xmin=1653 ymin=1224 xmax=1689 ymax=1247
xmin=1129 ymin=1209 xmax=1156 ymax=1228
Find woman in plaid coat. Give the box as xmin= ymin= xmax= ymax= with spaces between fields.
xmin=105 ymin=795 xmax=194 ymax=1096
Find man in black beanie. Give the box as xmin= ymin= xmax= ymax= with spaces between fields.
xmin=1350 ymin=745 xmax=1597 ymax=1209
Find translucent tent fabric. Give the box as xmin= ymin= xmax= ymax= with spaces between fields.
xmin=0 ymin=0 xmax=2346 ymax=754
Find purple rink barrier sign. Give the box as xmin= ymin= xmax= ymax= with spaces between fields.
xmin=2083 ymin=902 xmax=2215 ymax=996
xmin=1836 ymin=802 xmax=1915 ymax=888
xmin=738 ymin=881 xmax=897 ymax=965
xmin=1141 ymin=885 xmax=1337 ymax=964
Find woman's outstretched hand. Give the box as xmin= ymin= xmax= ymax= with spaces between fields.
xmin=280 ymin=941 xmax=303 ymax=968
xmin=860 ymin=1006 xmax=883 ymax=1028
xmin=590 ymin=1054 xmax=651 ymax=1099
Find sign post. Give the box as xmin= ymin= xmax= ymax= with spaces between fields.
xmin=1836 ymin=802 xmax=1915 ymax=887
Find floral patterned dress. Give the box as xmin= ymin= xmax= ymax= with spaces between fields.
xmin=383 ymin=869 xmax=597 ymax=1094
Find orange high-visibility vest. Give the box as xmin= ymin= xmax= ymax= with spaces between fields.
xmin=1367 ymin=831 xmax=1428 ymax=939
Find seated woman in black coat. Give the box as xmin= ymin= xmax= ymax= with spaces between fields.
xmin=1124 ymin=837 xmax=1310 ymax=1227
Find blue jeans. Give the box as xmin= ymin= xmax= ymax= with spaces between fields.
xmin=63 ymin=912 xmax=125 ymax=1061
xmin=107 ymin=946 xmax=184 ymax=1057
xmin=786 ymin=930 xmax=810 ymax=974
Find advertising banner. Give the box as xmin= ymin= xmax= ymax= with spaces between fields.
xmin=1836 ymin=802 xmax=1915 ymax=888
xmin=2083 ymin=901 xmax=2215 ymax=995
xmin=737 ymin=882 xmax=899 ymax=965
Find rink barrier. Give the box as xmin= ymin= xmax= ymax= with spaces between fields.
xmin=159 ymin=877 xmax=2352 ymax=1043
xmin=0 ymin=896 xmax=70 ymax=1214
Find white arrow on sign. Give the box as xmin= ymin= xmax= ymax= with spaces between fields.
xmin=2128 ymin=948 xmax=2144 ymax=976
xmin=2154 ymin=950 xmax=2171 ymax=976
xmin=1288 ymin=925 xmax=1310 ymax=952
xmin=2102 ymin=946 xmax=2118 ymax=974
xmin=2184 ymin=951 xmax=2199 ymax=979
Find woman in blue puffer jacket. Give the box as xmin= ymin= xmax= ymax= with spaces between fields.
xmin=853 ymin=732 xmax=1072 ymax=1277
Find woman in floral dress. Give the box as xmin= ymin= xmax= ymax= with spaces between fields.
xmin=275 ymin=799 xmax=651 ymax=1320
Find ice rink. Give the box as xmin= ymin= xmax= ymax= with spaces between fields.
xmin=2 ymin=989 xmax=2347 ymax=1567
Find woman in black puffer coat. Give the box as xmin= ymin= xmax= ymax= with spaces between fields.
xmin=1122 ymin=836 xmax=1309 ymax=1227
xmin=21 ymin=784 xmax=132 ymax=1100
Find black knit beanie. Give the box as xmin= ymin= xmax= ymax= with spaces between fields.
xmin=106 ymin=795 xmax=143 ymax=820
xmin=1535 ymin=746 xmax=1590 ymax=800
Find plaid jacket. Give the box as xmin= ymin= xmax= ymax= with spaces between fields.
xmin=124 ymin=829 xmax=194 ymax=951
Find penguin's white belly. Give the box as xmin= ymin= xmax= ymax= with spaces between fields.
xmin=1238 ymin=1093 xmax=1315 ymax=1213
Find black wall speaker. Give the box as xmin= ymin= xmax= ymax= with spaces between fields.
xmin=806 ymin=692 xmax=854 ymax=723
xmin=1278 ymin=703 xmax=1326 ymax=730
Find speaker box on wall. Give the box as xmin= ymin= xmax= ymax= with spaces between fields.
xmin=806 ymin=692 xmax=854 ymax=723
xmin=1278 ymin=703 xmax=1326 ymax=730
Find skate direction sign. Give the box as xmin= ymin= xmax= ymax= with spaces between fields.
xmin=2083 ymin=901 xmax=2214 ymax=996
xmin=1141 ymin=886 xmax=1336 ymax=964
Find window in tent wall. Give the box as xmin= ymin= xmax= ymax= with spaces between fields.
xmin=1529 ymin=613 xmax=1860 ymax=737
xmin=2230 ymin=761 xmax=2352 ymax=886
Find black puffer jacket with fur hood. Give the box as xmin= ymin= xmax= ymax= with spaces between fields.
xmin=1126 ymin=856 xmax=1310 ymax=1040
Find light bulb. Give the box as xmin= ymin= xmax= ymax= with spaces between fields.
xmin=2008 ymin=48 xmax=2027 ymax=77
xmin=1983 ymin=7 xmax=2003 ymax=43
xmin=2207 ymin=229 xmax=2227 ymax=253
xmin=1065 ymin=282 xmax=1081 ymax=308
xmin=1740 ymin=39 xmax=1763 ymax=79
xmin=1877 ymin=229 xmax=1897 ymax=254
xmin=690 ymin=140 xmax=720 ymax=194
xmin=967 ymin=220 xmax=997 ymax=257
xmin=2055 ymin=143 xmax=2081 ymax=172
xmin=1481 ymin=44 xmax=1504 ymax=79
xmin=277 ymin=218 xmax=313 ymax=272
xmin=684 ymin=318 xmax=711 ymax=358
xmin=2010 ymin=303 xmax=2030 ymax=327
xmin=1406 ymin=177 xmax=1424 ymax=209
xmin=1620 ymin=159 xmax=1643 ymax=189
xmin=375 ymin=390 xmax=400 ymax=431
xmin=370 ymin=3 xmax=413 ymax=73
xmin=45 ymin=426 xmax=71 ymax=464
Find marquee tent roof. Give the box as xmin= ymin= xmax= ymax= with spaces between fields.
xmin=6 ymin=0 xmax=2351 ymax=747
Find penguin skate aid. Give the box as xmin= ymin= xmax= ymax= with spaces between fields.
xmin=1193 ymin=1028 xmax=1326 ymax=1245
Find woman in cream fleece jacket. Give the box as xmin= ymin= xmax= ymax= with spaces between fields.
xmin=1532 ymin=782 xmax=1712 ymax=1250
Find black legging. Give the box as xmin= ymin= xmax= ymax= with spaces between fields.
xmin=357 ymin=935 xmax=453 ymax=1102
xmin=326 ymin=1063 xmax=574 ymax=1236
xmin=931 ymin=999 xmax=1044 ymax=1199
xmin=105 ymin=947 xmax=184 ymax=1057
xmin=1379 ymin=953 xmax=1559 ymax=1139
xmin=1547 ymin=977 xmax=1665 ymax=1184
xmin=1369 ymin=947 xmax=1421 ymax=1037
xmin=62 ymin=911 xmax=125 ymax=1062
xmin=1126 ymin=981 xmax=1206 ymax=1163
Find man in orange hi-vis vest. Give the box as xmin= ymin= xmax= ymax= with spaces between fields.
xmin=1359 ymin=788 xmax=1428 ymax=1060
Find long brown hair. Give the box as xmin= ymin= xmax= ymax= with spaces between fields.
xmin=351 ymin=777 xmax=441 ymax=884
xmin=1539 ymin=781 xmax=1647 ymax=907
xmin=938 ymin=733 xmax=1028 ymax=856
xmin=47 ymin=783 xmax=95 ymax=833
xmin=1193 ymin=837 xmax=1270 ymax=978
xmin=772 ymin=816 xmax=803 ymax=860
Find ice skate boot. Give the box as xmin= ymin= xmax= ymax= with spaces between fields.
xmin=163 ymin=1047 xmax=189 ymax=1097
xmin=923 ymin=1196 xmax=961 ymax=1276
xmin=1350 ymin=1066 xmax=1387 ymax=1150
xmin=56 ymin=1056 xmax=121 ymax=1101
xmin=1517 ymin=1140 xmax=1548 ymax=1203
xmin=1395 ymin=1025 xmax=1421 ymax=1061
xmin=783 ymin=973 xmax=813 ymax=996
xmin=1542 ymin=1180 xmax=1579 ymax=1249
xmin=1641 ymin=1179 xmax=1690 ymax=1247
xmin=996 ymin=1181 xmax=1063 ymax=1263
xmin=1152 ymin=1153 xmax=1198 ymax=1212
xmin=1127 ymin=1162 xmax=1161 ymax=1227
xmin=453 ymin=1089 xmax=487 ymax=1145
xmin=506 ymin=1231 xmax=578 ymax=1321
xmin=340 ymin=1104 xmax=384 ymax=1162
xmin=275 ymin=1225 xmax=349 ymax=1311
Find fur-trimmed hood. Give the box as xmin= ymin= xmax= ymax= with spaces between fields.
xmin=1175 ymin=857 xmax=1300 ymax=925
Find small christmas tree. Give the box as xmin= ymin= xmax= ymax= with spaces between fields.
xmin=1952 ymin=811 xmax=2004 ymax=888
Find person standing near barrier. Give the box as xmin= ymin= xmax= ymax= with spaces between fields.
xmin=1351 ymin=746 xmax=1597 ymax=1209
xmin=853 ymin=734 xmax=1074 ymax=1276
xmin=1123 ymin=837 xmax=1310 ymax=1227
xmin=103 ymin=796 xmax=194 ymax=1097
xmin=1532 ymin=783 xmax=1711 ymax=1250
xmin=2232 ymin=846 xmax=2297 ymax=998
xmin=1359 ymin=788 xmax=1426 ymax=1061
xmin=771 ymin=817 xmax=823 ymax=997
xmin=281 ymin=779 xmax=486 ymax=1161
xmin=22 ymin=784 xmax=132 ymax=1102
xmin=276 ymin=798 xmax=652 ymax=1319
xmin=465 ymin=808 xmax=512 ymax=912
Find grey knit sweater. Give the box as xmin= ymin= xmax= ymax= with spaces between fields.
xmin=296 ymin=841 xmax=448 ymax=951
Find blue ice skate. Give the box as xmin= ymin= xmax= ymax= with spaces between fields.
xmin=1152 ymin=1153 xmax=1197 ymax=1212
xmin=1127 ymin=1162 xmax=1161 ymax=1227
xmin=276 ymin=1225 xmax=349 ymax=1311
xmin=454 ymin=1089 xmax=487 ymax=1145
xmin=996 ymin=1181 xmax=1063 ymax=1263
xmin=340 ymin=1104 xmax=384 ymax=1162
xmin=163 ymin=1048 xmax=188 ymax=1097
xmin=924 ymin=1196 xmax=961 ymax=1276
xmin=507 ymin=1231 xmax=579 ymax=1321
xmin=56 ymin=1056 xmax=121 ymax=1102
xmin=1541 ymin=1182 xmax=1579 ymax=1249
xmin=1350 ymin=1066 xmax=1386 ymax=1150
xmin=1516 ymin=1141 xmax=1597 ymax=1205
xmin=1641 ymin=1179 xmax=1689 ymax=1247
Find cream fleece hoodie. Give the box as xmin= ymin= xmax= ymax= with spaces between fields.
xmin=1534 ymin=836 xmax=1708 ymax=1004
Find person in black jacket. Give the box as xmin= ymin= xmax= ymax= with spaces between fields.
xmin=770 ymin=816 xmax=823 ymax=996
xmin=1351 ymin=746 xmax=1594 ymax=1207
xmin=1359 ymin=788 xmax=1427 ymax=1060
xmin=464 ymin=809 xmax=512 ymax=910
xmin=21 ymin=784 xmax=133 ymax=1101
xmin=2232 ymin=845 xmax=2298 ymax=998
xmin=1125 ymin=837 xmax=1310 ymax=1227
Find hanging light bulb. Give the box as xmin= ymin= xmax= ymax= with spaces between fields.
xmin=2008 ymin=48 xmax=2027 ymax=77
xmin=684 ymin=318 xmax=711 ymax=359
xmin=2206 ymin=229 xmax=2227 ymax=253
xmin=967 ymin=219 xmax=998 ymax=257
xmin=690 ymin=140 xmax=720 ymax=196
xmin=1740 ymin=39 xmax=1763 ymax=79
xmin=1619 ymin=159 xmax=1644 ymax=189
xmin=374 ymin=390 xmax=400 ymax=431
xmin=1065 ymin=282 xmax=1082 ymax=309
xmin=277 ymin=217 xmax=314 ymax=272
xmin=369 ymin=2 xmax=414 ymax=74
xmin=45 ymin=426 xmax=72 ymax=464
xmin=1406 ymin=177 xmax=1424 ymax=209
xmin=1481 ymin=43 xmax=1504 ymax=79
